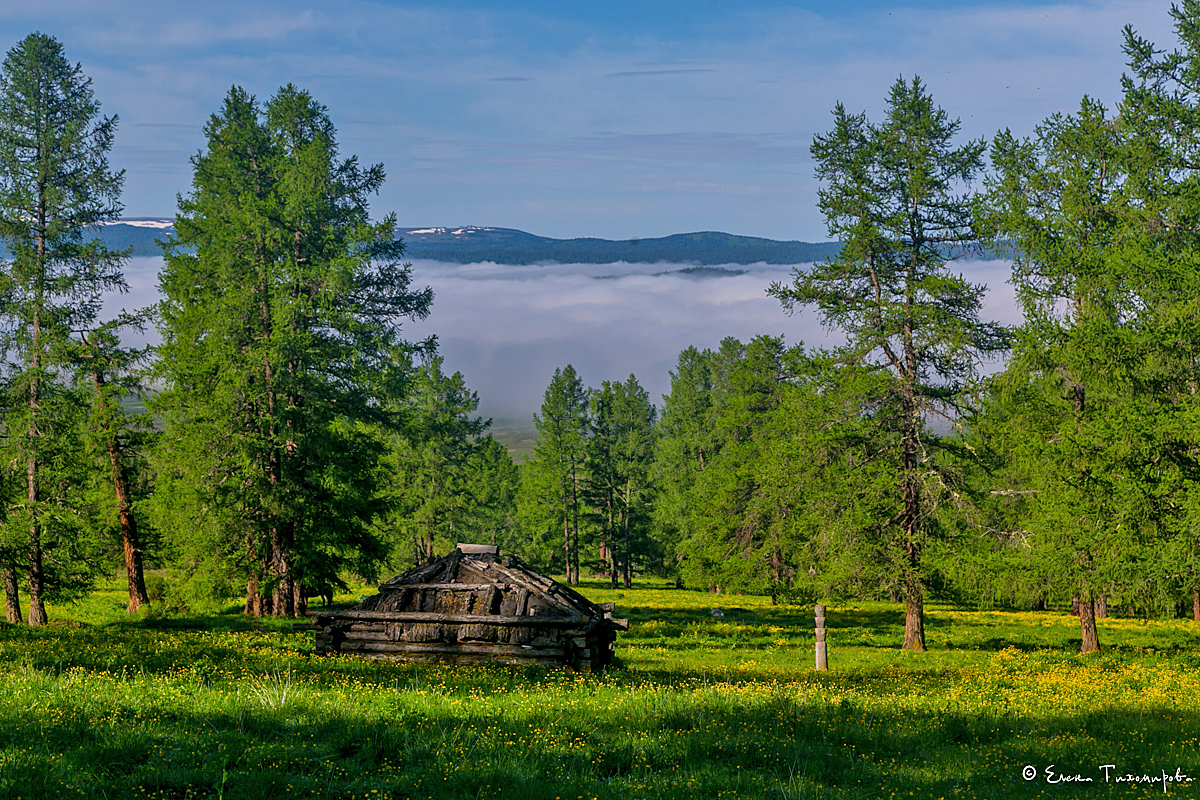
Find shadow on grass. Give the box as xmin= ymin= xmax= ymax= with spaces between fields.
xmin=0 ymin=667 xmax=1195 ymax=800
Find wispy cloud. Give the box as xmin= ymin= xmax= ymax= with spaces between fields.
xmin=0 ymin=0 xmax=1178 ymax=240
xmin=607 ymin=68 xmax=715 ymax=77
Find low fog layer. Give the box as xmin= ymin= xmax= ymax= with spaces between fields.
xmin=108 ymin=256 xmax=1021 ymax=427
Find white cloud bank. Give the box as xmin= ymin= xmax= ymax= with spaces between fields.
xmin=401 ymin=258 xmax=1020 ymax=423
xmin=110 ymin=256 xmax=1019 ymax=425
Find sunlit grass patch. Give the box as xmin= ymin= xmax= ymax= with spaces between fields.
xmin=0 ymin=583 xmax=1198 ymax=798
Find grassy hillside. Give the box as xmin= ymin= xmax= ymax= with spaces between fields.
xmin=0 ymin=580 xmax=1196 ymax=799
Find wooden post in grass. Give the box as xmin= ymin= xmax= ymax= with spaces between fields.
xmin=815 ymin=604 xmax=828 ymax=670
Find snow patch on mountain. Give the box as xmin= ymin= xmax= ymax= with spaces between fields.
xmin=101 ymin=219 xmax=175 ymax=229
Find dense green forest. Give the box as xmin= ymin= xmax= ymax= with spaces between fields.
xmin=5 ymin=4 xmax=1200 ymax=660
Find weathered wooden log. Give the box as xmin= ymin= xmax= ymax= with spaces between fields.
xmin=440 ymin=548 xmax=463 ymax=582
xmin=487 ymin=562 xmax=577 ymax=614
xmin=354 ymin=652 xmax=568 ymax=666
xmin=458 ymin=623 xmax=497 ymax=641
xmin=483 ymin=585 xmax=500 ymax=615
xmin=378 ymin=582 xmax=515 ymax=592
xmin=455 ymin=543 xmax=499 ymax=555
xmin=310 ymin=610 xmax=590 ymax=626
xmin=338 ymin=640 xmax=566 ymax=657
xmin=402 ymin=623 xmax=445 ymax=642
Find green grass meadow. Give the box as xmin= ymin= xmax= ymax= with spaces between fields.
xmin=0 ymin=580 xmax=1198 ymax=799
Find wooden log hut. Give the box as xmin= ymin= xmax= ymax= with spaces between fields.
xmin=302 ymin=544 xmax=628 ymax=670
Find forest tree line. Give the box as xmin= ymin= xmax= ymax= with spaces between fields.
xmin=5 ymin=6 xmax=1200 ymax=656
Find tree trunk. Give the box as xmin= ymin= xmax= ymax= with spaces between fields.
xmin=272 ymin=579 xmax=294 ymax=617
xmin=27 ymin=532 xmax=46 ymax=626
xmin=603 ymin=542 xmax=618 ymax=588
xmin=26 ymin=421 xmax=46 ymax=626
xmin=26 ymin=187 xmax=47 ymax=628
xmin=607 ymin=494 xmax=618 ymax=588
xmin=1078 ymin=594 xmax=1100 ymax=654
xmin=902 ymin=582 xmax=925 ymax=651
xmin=1095 ymin=594 xmax=1107 ymax=619
xmin=1192 ymin=586 xmax=1199 ymax=623
xmin=91 ymin=366 xmax=150 ymax=613
xmin=570 ymin=467 xmax=580 ymax=585
xmin=270 ymin=528 xmax=297 ymax=618
xmin=622 ymin=493 xmax=632 ymax=589
xmin=897 ymin=374 xmax=924 ymax=652
xmin=293 ymin=579 xmax=306 ymax=618
xmin=562 ymin=508 xmax=571 ymax=584
xmin=3 ymin=563 xmax=21 ymax=624
xmin=110 ymin=431 xmax=148 ymax=612
xmin=245 ymin=576 xmax=258 ymax=616
xmin=246 ymin=572 xmax=269 ymax=617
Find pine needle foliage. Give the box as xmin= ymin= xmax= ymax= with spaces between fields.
xmin=0 ymin=33 xmax=126 ymax=625
xmin=770 ymin=77 xmax=1008 ymax=651
xmin=153 ymin=85 xmax=432 ymax=617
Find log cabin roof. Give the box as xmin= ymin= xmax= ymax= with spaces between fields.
xmin=357 ymin=545 xmax=611 ymax=622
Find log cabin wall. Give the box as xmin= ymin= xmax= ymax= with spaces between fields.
xmin=302 ymin=545 xmax=627 ymax=670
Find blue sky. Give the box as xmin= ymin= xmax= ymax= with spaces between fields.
xmin=0 ymin=0 xmax=1175 ymax=240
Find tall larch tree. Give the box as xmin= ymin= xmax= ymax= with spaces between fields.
xmin=771 ymin=78 xmax=1007 ymax=650
xmin=524 ymin=366 xmax=589 ymax=584
xmin=155 ymin=85 xmax=432 ymax=617
xmin=0 ymin=33 xmax=126 ymax=625
xmin=652 ymin=346 xmax=717 ymax=584
xmin=1123 ymin=0 xmax=1200 ymax=624
xmin=981 ymin=99 xmax=1151 ymax=653
xmin=78 ymin=312 xmax=154 ymax=612
xmin=379 ymin=356 xmax=490 ymax=567
xmin=588 ymin=375 xmax=656 ymax=588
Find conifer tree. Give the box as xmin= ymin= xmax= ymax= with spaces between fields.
xmin=0 ymin=33 xmax=126 ymax=625
xmin=523 ymin=366 xmax=589 ymax=583
xmin=652 ymin=346 xmax=718 ymax=585
xmin=155 ymin=85 xmax=431 ymax=616
xmin=77 ymin=312 xmax=154 ymax=612
xmin=379 ymin=356 xmax=494 ymax=567
xmin=980 ymin=99 xmax=1144 ymax=653
xmin=588 ymin=375 xmax=655 ymax=587
xmin=460 ymin=435 xmax=519 ymax=550
xmin=771 ymin=78 xmax=1007 ymax=650
xmin=1123 ymin=0 xmax=1200 ymax=624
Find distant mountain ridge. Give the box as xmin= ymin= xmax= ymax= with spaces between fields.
xmin=95 ymin=220 xmax=177 ymax=256
xmin=68 ymin=221 xmax=843 ymax=266
xmin=396 ymin=226 xmax=841 ymax=265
